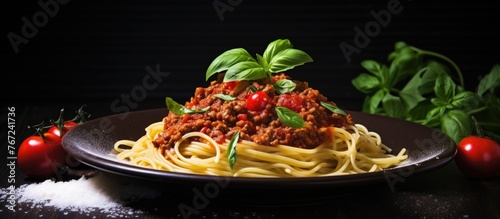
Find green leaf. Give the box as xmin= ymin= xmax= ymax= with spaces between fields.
xmin=382 ymin=93 xmax=407 ymax=119
xmin=441 ymin=110 xmax=472 ymax=144
xmin=268 ymin=48 xmax=313 ymax=73
xmin=214 ymin=94 xmax=236 ymax=101
xmin=166 ymin=97 xmax=189 ymax=115
xmin=434 ymin=74 xmax=456 ymax=101
xmin=360 ymin=60 xmax=383 ymax=77
xmin=387 ymin=63 xmax=400 ymax=86
xmin=419 ymin=61 xmax=448 ymax=94
xmin=388 ymin=46 xmax=420 ymax=82
xmin=451 ymin=91 xmax=481 ymax=111
xmin=430 ymin=97 xmax=448 ymax=107
xmin=206 ymin=48 xmax=255 ymax=80
xmin=275 ymin=106 xmax=306 ymax=128
xmin=320 ymin=101 xmax=347 ymax=116
xmin=407 ymin=99 xmax=435 ymax=122
xmin=394 ymin=41 xmax=408 ymax=51
xmin=207 ymin=39 xmax=311 ymax=83
xmin=256 ymin=54 xmax=268 ymax=68
xmin=362 ymin=89 xmax=386 ymax=114
xmin=226 ymin=131 xmax=239 ymax=170
xmin=263 ymin=39 xmax=293 ymax=64
xmin=399 ymin=68 xmax=427 ymax=110
xmin=423 ymin=106 xmax=446 ymax=127
xmin=224 ymin=61 xmax=268 ymax=81
xmin=388 ymin=42 xmax=409 ymax=61
xmin=380 ymin=65 xmax=397 ymax=88
xmin=273 ymin=79 xmax=297 ymax=94
xmin=165 ymin=97 xmax=210 ymax=115
xmin=351 ymin=73 xmax=380 ymax=94
xmin=477 ymin=64 xmax=500 ymax=96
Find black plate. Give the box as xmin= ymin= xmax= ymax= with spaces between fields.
xmin=62 ymin=108 xmax=456 ymax=192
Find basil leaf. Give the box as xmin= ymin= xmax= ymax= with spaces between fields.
xmin=275 ymin=106 xmax=306 ymax=128
xmin=273 ymin=79 xmax=296 ymax=94
xmin=408 ymin=99 xmax=434 ymax=122
xmin=351 ymin=73 xmax=380 ymax=94
xmin=165 ymin=97 xmax=210 ymax=115
xmin=430 ymin=97 xmax=448 ymax=107
xmin=419 ymin=61 xmax=448 ymax=94
xmin=193 ymin=107 xmax=210 ymax=114
xmin=207 ymin=39 xmax=312 ymax=83
xmin=434 ymin=74 xmax=456 ymax=102
xmin=399 ymin=67 xmax=427 ymax=110
xmin=256 ymin=53 xmax=268 ymax=68
xmin=381 ymin=64 xmax=398 ymax=88
xmin=423 ymin=106 xmax=446 ymax=128
xmin=360 ymin=60 xmax=383 ymax=78
xmin=268 ymin=48 xmax=313 ymax=73
xmin=206 ymin=48 xmax=255 ymax=81
xmin=226 ymin=131 xmax=239 ymax=170
xmin=441 ymin=110 xmax=472 ymax=144
xmin=214 ymin=94 xmax=236 ymax=101
xmin=388 ymin=41 xmax=409 ymax=61
xmin=362 ymin=89 xmax=386 ymax=114
xmin=451 ymin=91 xmax=480 ymax=110
xmin=388 ymin=46 xmax=419 ymax=82
xmin=165 ymin=97 xmax=187 ymax=115
xmin=224 ymin=61 xmax=268 ymax=82
xmin=477 ymin=64 xmax=500 ymax=96
xmin=382 ymin=93 xmax=406 ymax=119
xmin=263 ymin=39 xmax=293 ymax=64
xmin=320 ymin=101 xmax=347 ymax=116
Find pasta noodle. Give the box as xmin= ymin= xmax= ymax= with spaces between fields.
xmin=113 ymin=121 xmax=408 ymax=177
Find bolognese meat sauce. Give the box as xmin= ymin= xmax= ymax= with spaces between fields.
xmin=153 ymin=73 xmax=354 ymax=151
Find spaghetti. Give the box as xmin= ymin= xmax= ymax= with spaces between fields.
xmin=113 ymin=120 xmax=408 ymax=177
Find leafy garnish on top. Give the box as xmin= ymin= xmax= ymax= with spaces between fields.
xmin=206 ymin=39 xmax=313 ymax=83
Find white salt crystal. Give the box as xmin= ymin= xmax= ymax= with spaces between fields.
xmin=2 ymin=172 xmax=162 ymax=214
xmin=18 ymin=175 xmax=120 ymax=209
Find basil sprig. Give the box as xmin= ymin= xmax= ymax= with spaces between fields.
xmin=275 ymin=106 xmax=306 ymax=128
xmin=165 ymin=97 xmax=210 ymax=115
xmin=206 ymin=39 xmax=313 ymax=83
xmin=226 ymin=131 xmax=239 ymax=170
xmin=351 ymin=41 xmax=500 ymax=144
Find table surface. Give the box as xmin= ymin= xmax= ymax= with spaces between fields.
xmin=1 ymin=103 xmax=499 ymax=219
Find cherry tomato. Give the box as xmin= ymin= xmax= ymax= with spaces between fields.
xmin=277 ymin=93 xmax=303 ymax=113
xmin=454 ymin=136 xmax=500 ymax=178
xmin=47 ymin=121 xmax=78 ymax=137
xmin=246 ymin=91 xmax=270 ymax=111
xmin=18 ymin=133 xmax=68 ymax=179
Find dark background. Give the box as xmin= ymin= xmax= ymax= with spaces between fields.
xmin=3 ymin=0 xmax=500 ymax=118
xmin=2 ymin=1 xmax=500 ymax=218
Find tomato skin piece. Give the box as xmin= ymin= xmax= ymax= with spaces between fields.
xmin=237 ymin=113 xmax=247 ymax=121
xmin=18 ymin=133 xmax=68 ymax=179
xmin=47 ymin=121 xmax=78 ymax=137
xmin=277 ymin=93 xmax=303 ymax=113
xmin=224 ymin=81 xmax=239 ymax=90
xmin=246 ymin=91 xmax=271 ymax=111
xmin=454 ymin=136 xmax=500 ymax=179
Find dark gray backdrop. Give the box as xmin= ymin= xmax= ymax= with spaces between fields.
xmin=4 ymin=1 xmax=500 ymax=116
